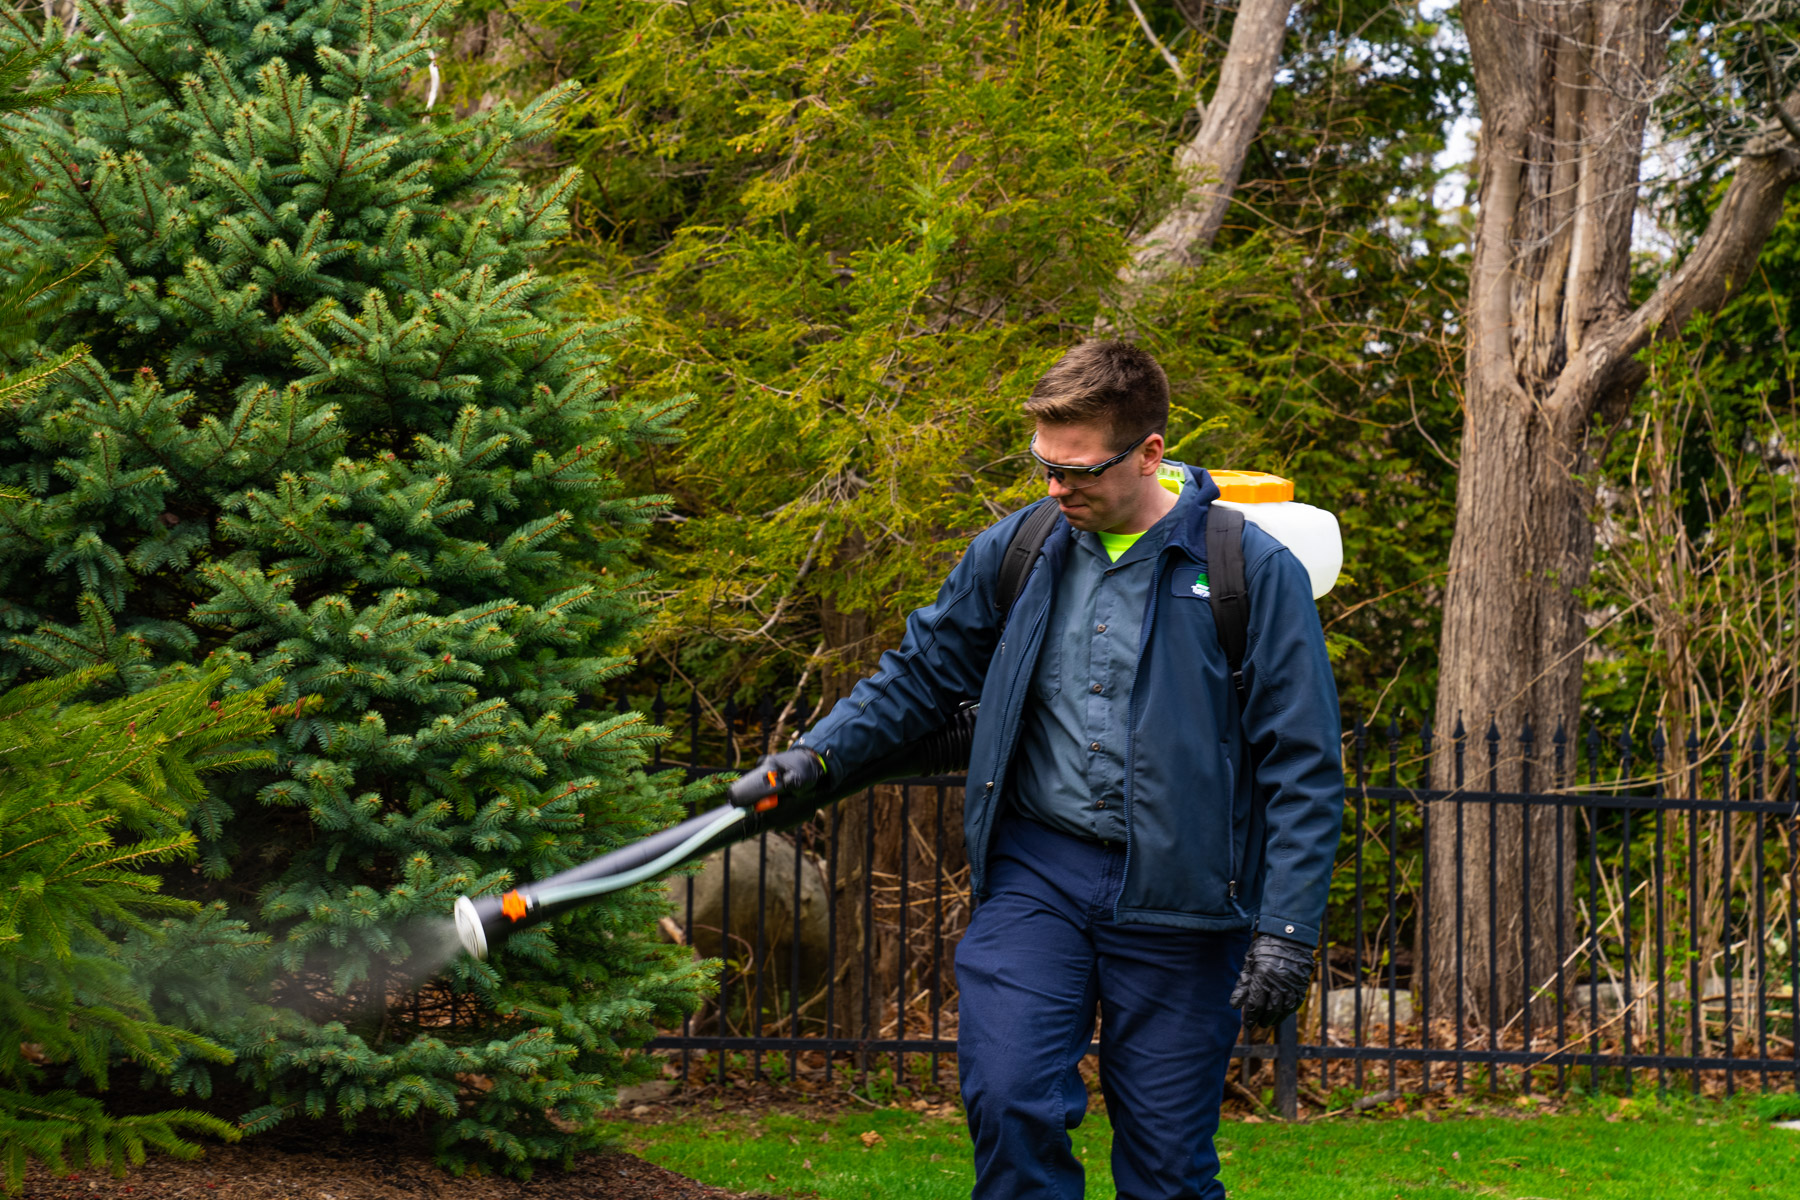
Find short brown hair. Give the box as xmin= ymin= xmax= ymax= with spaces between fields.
xmin=1023 ymin=341 xmax=1170 ymax=449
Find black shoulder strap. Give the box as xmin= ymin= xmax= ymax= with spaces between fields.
xmin=1206 ymin=506 xmax=1250 ymax=707
xmin=995 ymin=500 xmax=1061 ymax=617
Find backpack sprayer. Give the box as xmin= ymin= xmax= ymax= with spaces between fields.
xmin=449 ymin=468 xmax=1342 ymax=961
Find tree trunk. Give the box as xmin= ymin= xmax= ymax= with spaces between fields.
xmin=1430 ymin=0 xmax=1800 ymax=1027
xmin=1427 ymin=388 xmax=1590 ymax=1029
xmin=817 ymin=581 xmax=881 ymax=1042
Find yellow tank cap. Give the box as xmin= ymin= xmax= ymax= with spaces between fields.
xmin=1208 ymin=470 xmax=1294 ymax=503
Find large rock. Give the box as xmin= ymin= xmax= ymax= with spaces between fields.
xmin=663 ymin=837 xmax=832 ymax=996
xmin=1324 ymin=987 xmax=1414 ymax=1028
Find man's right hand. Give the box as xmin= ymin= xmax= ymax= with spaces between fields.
xmin=728 ymin=747 xmax=826 ymax=813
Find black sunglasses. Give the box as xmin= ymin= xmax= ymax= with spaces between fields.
xmin=1028 ymin=431 xmax=1152 ymax=490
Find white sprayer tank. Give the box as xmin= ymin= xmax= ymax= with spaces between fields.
xmin=1202 ymin=470 xmax=1341 ymax=600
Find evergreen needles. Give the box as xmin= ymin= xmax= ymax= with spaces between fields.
xmin=0 ymin=0 xmax=707 ymax=1173
xmin=0 ymin=667 xmax=274 ymax=1193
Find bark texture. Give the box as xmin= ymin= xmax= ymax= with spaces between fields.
xmin=1430 ymin=0 xmax=1800 ymax=1025
xmin=1113 ymin=0 xmax=1295 ymax=305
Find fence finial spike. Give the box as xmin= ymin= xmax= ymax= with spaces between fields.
xmin=1616 ymin=727 xmax=1632 ymax=752
xmin=1751 ymin=728 xmax=1767 ymax=753
xmin=1486 ymin=714 xmax=1500 ymax=743
xmin=1453 ymin=711 xmax=1466 ymax=740
xmin=1651 ymin=724 xmax=1666 ymax=752
xmin=1387 ymin=714 xmax=1402 ymax=742
xmin=1519 ymin=714 xmax=1534 ymax=744
xmin=1553 ymin=716 xmax=1567 ymax=745
xmin=1687 ymin=727 xmax=1702 ymax=753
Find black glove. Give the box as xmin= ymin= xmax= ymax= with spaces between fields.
xmin=727 ymin=747 xmax=826 ymax=822
xmin=1228 ymin=934 xmax=1315 ymax=1028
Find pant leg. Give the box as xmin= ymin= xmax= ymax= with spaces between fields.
xmin=956 ymin=819 xmax=1109 ymax=1200
xmin=1094 ymin=926 xmax=1250 ymax=1200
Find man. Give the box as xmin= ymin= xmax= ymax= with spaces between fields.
xmin=750 ymin=342 xmax=1343 ymax=1199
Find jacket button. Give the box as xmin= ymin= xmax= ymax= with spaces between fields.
xmin=1095 ymin=624 xmax=1106 ymax=633
xmin=1096 ymin=800 xmax=1106 ymax=809
xmin=1090 ymin=683 xmax=1102 ymax=693
xmin=1104 ymin=569 xmax=1115 ymax=577
xmin=1285 ymin=925 xmax=1295 ymax=934
xmin=984 ymin=781 xmax=994 ymax=790
xmin=1089 ymin=741 xmax=1101 ymax=752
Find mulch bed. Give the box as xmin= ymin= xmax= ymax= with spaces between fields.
xmin=19 ymin=1135 xmax=777 ymax=1200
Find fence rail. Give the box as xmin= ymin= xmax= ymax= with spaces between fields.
xmin=638 ymin=699 xmax=1800 ymax=1116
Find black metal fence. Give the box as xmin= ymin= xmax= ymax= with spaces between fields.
xmin=638 ymin=696 xmax=1800 ymax=1116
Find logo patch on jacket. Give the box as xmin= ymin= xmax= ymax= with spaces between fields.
xmin=1189 ymin=570 xmax=1210 ymax=598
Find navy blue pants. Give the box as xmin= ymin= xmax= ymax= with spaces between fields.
xmin=955 ymin=816 xmax=1249 ymax=1200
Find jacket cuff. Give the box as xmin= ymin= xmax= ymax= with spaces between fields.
xmin=1256 ymin=914 xmax=1320 ymax=947
xmin=793 ymin=737 xmax=841 ymax=778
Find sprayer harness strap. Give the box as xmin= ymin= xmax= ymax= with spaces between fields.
xmin=1204 ymin=506 xmax=1251 ymax=708
xmin=997 ymin=501 xmax=1251 ymax=709
xmin=995 ymin=499 xmax=1062 ymax=619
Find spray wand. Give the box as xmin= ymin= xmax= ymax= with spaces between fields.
xmin=451 ymin=706 xmax=978 ymax=960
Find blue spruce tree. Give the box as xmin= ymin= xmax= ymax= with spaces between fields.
xmin=0 ymin=0 xmax=706 ymax=1170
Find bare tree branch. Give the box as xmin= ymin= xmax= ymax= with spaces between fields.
xmin=1755 ymin=28 xmax=1800 ymax=148
xmin=1111 ymin=0 xmax=1294 ymax=312
xmin=1574 ymin=95 xmax=1800 ymax=408
xmin=1123 ymin=0 xmax=1203 ymax=122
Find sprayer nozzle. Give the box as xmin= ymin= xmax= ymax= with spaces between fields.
xmin=453 ymin=895 xmax=488 ymax=960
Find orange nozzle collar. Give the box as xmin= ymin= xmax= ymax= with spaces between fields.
xmin=501 ymin=890 xmax=528 ymax=922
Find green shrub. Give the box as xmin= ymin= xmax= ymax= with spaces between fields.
xmin=0 ymin=0 xmax=708 ymax=1173
xmin=0 ymin=668 xmax=275 ymax=1194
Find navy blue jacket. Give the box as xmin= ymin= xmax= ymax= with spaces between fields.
xmin=803 ymin=465 xmax=1344 ymax=945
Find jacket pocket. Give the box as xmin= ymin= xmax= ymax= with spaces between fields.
xmin=1221 ymin=751 xmax=1248 ymax=916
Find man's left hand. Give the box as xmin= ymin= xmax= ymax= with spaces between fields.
xmin=1228 ymin=934 xmax=1314 ymax=1027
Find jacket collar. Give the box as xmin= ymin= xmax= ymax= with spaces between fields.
xmin=1163 ymin=462 xmax=1220 ymax=559
xmin=1028 ymin=461 xmax=1218 ymax=575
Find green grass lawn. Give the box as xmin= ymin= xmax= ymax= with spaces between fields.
xmin=599 ymin=1097 xmax=1800 ymax=1198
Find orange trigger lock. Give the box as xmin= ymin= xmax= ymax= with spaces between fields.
xmin=755 ymin=796 xmax=779 ymax=813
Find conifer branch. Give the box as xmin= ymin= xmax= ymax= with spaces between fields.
xmin=76 ymin=2 xmax=179 ymax=104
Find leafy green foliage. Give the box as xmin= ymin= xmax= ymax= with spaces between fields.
xmin=0 ymin=0 xmax=711 ymax=1172
xmin=478 ymin=0 xmax=1466 ymax=727
xmin=0 ymin=668 xmax=273 ymax=1194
